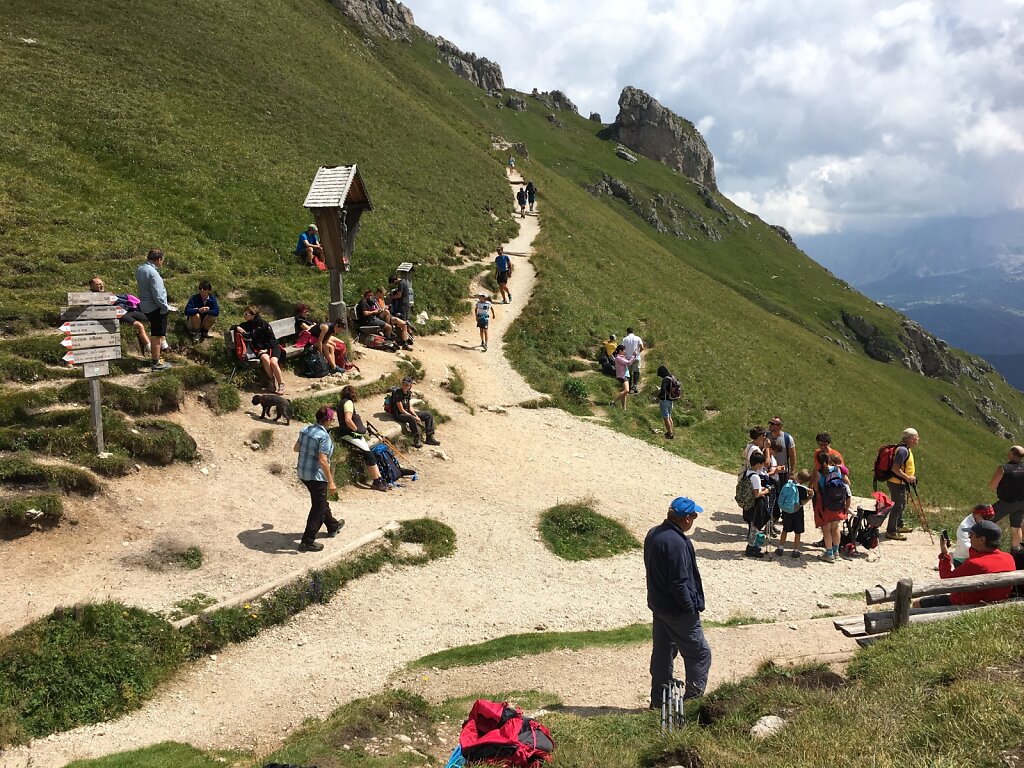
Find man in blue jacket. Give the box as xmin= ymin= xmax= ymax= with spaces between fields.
xmin=644 ymin=496 xmax=712 ymax=708
xmin=184 ymin=280 xmax=220 ymax=342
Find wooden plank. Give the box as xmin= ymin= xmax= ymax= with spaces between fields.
xmin=867 ymin=571 xmax=1024 ymax=604
xmin=864 ymin=597 xmax=1024 ymax=635
xmin=857 ymin=635 xmax=887 ymax=647
xmin=893 ymin=579 xmax=913 ymax=630
xmin=67 ymin=291 xmax=116 ymax=306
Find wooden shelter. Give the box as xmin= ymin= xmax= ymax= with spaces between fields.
xmin=303 ymin=165 xmax=374 ymax=323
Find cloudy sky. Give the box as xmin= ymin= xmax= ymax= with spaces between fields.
xmin=406 ymin=0 xmax=1024 ymax=236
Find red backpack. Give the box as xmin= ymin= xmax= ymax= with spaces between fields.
xmin=873 ymin=444 xmax=899 ymax=488
xmin=458 ymin=699 xmax=554 ymax=767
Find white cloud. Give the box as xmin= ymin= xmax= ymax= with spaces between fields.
xmin=405 ymin=0 xmax=1024 ymax=234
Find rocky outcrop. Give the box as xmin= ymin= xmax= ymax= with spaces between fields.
xmin=900 ymin=320 xmax=975 ymax=382
xmin=506 ymin=95 xmax=527 ymax=111
xmin=436 ymin=38 xmax=504 ymax=92
xmin=615 ymin=147 xmax=638 ymax=163
xmin=589 ymin=112 xmax=602 ymax=123
xmin=771 ymin=224 xmax=795 ymax=246
xmin=545 ymin=113 xmax=566 ymax=129
xmin=586 ymin=175 xmax=730 ymax=242
xmin=613 ymin=86 xmax=717 ymax=190
xmin=841 ymin=312 xmax=903 ymax=363
xmin=530 ymin=89 xmax=578 ymax=113
xmin=330 ymin=0 xmax=415 ymax=40
xmin=976 ymin=397 xmax=1015 ymax=439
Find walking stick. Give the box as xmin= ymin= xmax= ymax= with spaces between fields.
xmin=366 ymin=421 xmax=417 ymax=471
xmin=908 ymin=484 xmax=934 ymax=544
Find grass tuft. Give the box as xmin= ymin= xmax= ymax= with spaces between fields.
xmin=539 ymin=501 xmax=640 ymax=561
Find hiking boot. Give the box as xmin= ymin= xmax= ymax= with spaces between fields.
xmin=896 ymin=525 xmax=915 ymax=534
xmin=744 ymin=545 xmax=765 ymax=559
xmin=191 ymin=331 xmax=202 ymax=343
xmin=298 ymin=540 xmax=324 ymax=552
xmin=371 ymin=479 xmax=389 ymax=492
xmin=775 ymin=547 xmax=785 ymax=557
xmin=412 ymin=440 xmax=423 ymax=449
xmin=812 ymin=538 xmax=825 ymax=548
xmin=425 ymin=436 xmax=441 ymax=446
xmin=151 ymin=360 xmax=172 ymax=371
xmin=791 ymin=550 xmax=802 ymax=559
xmin=885 ymin=532 xmax=907 ymax=541
xmin=508 ymin=293 xmax=512 ymax=301
xmin=664 ymin=432 xmax=674 ymax=439
xmin=326 ymin=520 xmax=346 ymax=537
xmin=822 ymin=551 xmax=836 ymax=563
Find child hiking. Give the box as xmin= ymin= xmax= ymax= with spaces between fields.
xmin=475 ymin=293 xmax=495 ymax=351
xmin=776 ymin=468 xmax=814 ymax=559
xmin=818 ymin=450 xmax=851 ymax=562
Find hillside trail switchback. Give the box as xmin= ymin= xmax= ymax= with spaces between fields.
xmin=0 ymin=171 xmax=939 ymax=768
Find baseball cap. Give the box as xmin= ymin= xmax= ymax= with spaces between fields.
xmin=401 ymin=376 xmax=414 ymax=385
xmin=970 ymin=519 xmax=1002 ymax=544
xmin=669 ymin=497 xmax=703 ymax=516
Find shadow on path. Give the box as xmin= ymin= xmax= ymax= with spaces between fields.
xmin=238 ymin=523 xmax=300 ymax=554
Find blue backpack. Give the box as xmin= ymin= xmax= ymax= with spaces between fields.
xmin=778 ymin=480 xmax=801 ymax=514
xmin=822 ymin=467 xmax=847 ymax=511
xmin=371 ymin=443 xmax=402 ymax=484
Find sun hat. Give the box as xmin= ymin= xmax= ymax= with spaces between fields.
xmin=669 ymin=497 xmax=703 ymax=516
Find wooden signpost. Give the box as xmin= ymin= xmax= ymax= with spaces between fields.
xmin=60 ymin=292 xmax=123 ymax=455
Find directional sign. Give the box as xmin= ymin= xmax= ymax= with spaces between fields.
xmin=60 ymin=305 xmax=125 ymax=322
xmin=62 ymin=346 xmax=122 ymax=364
xmin=83 ymin=362 xmax=110 ymax=379
xmin=66 ymin=291 xmax=116 ymax=306
xmin=60 ymin=319 xmax=120 ymax=335
xmin=61 ymin=332 xmax=120 ymax=350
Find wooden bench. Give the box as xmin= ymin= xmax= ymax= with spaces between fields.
xmin=834 ymin=571 xmax=1024 ymax=647
xmin=224 ymin=317 xmax=304 ymax=381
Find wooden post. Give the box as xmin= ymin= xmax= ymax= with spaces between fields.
xmin=89 ymin=378 xmax=104 ymax=455
xmin=893 ymin=578 xmax=913 ymax=630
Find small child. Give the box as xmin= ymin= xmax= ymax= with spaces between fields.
xmin=776 ymin=469 xmax=815 ymax=559
xmin=475 ymin=293 xmax=495 ymax=351
xmin=952 ymin=503 xmax=996 ymax=566
xmin=744 ymin=451 xmax=773 ymax=559
xmin=819 ymin=451 xmax=852 ymax=563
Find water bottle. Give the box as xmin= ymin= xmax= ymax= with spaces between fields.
xmin=754 ymin=531 xmax=766 ymax=548
xmin=411 ymin=473 xmax=417 ymax=482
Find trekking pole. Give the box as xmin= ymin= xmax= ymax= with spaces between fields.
xmin=673 ymin=678 xmax=685 ymax=730
xmin=661 ymin=683 xmax=669 ymax=734
xmin=909 ymin=484 xmax=934 ymax=544
xmin=366 ymin=421 xmax=417 ymax=471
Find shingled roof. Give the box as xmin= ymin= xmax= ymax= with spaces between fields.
xmin=302 ymin=165 xmax=374 ymax=210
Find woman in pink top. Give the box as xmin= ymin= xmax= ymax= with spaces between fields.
xmin=610 ymin=344 xmax=636 ymax=410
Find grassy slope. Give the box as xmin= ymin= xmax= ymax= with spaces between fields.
xmin=2 ymin=0 xmax=1023 ymax=521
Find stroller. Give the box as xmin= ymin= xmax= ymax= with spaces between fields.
xmin=839 ymin=491 xmax=894 ymax=556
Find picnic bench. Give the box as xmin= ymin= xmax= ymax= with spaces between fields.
xmin=224 ymin=317 xmax=306 ymax=381
xmin=834 ymin=571 xmax=1024 ymax=647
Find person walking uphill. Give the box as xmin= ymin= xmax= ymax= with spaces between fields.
xmin=657 ymin=366 xmax=679 ymax=439
xmin=644 ymin=497 xmax=712 ymax=707
xmin=885 ymin=428 xmax=920 ymax=541
xmin=135 ymin=248 xmax=175 ymax=371
xmin=293 ymin=406 xmax=344 ymax=552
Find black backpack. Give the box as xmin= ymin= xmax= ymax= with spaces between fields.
xmin=300 ymin=345 xmax=330 ymax=378
xmin=822 ymin=467 xmax=848 ymax=511
xmin=668 ymin=376 xmax=682 ymax=400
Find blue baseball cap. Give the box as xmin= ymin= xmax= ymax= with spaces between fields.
xmin=669 ymin=497 xmax=703 ymax=516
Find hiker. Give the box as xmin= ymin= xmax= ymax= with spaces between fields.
xmin=767 ymin=417 xmax=796 ymax=485
xmin=818 ymin=450 xmax=851 ymax=563
xmin=336 ymin=386 xmax=388 ymax=493
xmin=884 ymin=428 xmax=920 ymax=541
xmin=776 ymin=468 xmax=814 ymax=559
xmin=236 ymin=305 xmax=286 ymax=393
xmin=390 ymin=376 xmax=440 ymax=448
xmin=495 ymin=245 xmax=513 ymax=303
xmin=610 ymin=344 xmax=636 ymax=409
xmin=389 ymin=268 xmax=414 ymax=321
xmin=135 ymin=248 xmax=174 ymax=371
xmin=507 ymin=155 xmax=515 ymax=176
xmin=644 ymin=496 xmax=712 ymax=707
xmin=603 ymin=333 xmax=618 ymax=359
xmin=526 ymin=180 xmax=537 ymax=212
xmin=357 ymin=288 xmax=394 ymax=338
xmin=89 ymin=276 xmax=151 ymax=357
xmin=952 ymin=504 xmax=997 ymax=566
xmin=743 ymin=426 xmax=771 ymax=468
xmin=475 ymin=293 xmax=495 ymax=351
xmin=293 ymin=303 xmax=321 ymax=347
xmin=742 ymin=451 xmax=773 ymax=558
xmin=293 ymin=406 xmax=343 ymax=552
xmin=516 ymin=185 xmax=528 ymax=218
xmin=657 ymin=366 xmax=678 ymax=439
xmin=913 ymin=520 xmax=1016 ymax=608
xmin=184 ymin=280 xmax=220 ymax=342
xmin=622 ymin=327 xmax=644 ymax=394
xmin=317 ymin=318 xmax=349 ymax=376
xmin=811 ymin=432 xmax=845 ymax=541
xmin=990 ymin=445 xmax=1024 ymax=552
xmin=296 ymin=224 xmax=324 ymax=268
xmin=374 ymin=286 xmax=411 ymax=345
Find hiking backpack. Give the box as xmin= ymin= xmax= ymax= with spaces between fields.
xmin=822 ymin=467 xmax=848 ymax=512
xmin=365 ymin=333 xmax=398 ymax=352
xmin=300 ymin=345 xmax=330 ymax=378
xmin=668 ymin=376 xmax=682 ymax=401
xmin=458 ymin=699 xmax=554 ymax=768
xmin=383 ymin=386 xmax=403 ymax=416
xmin=371 ymin=442 xmax=402 ymax=484
xmin=777 ymin=480 xmax=801 ymax=514
xmin=872 ymin=444 xmax=899 ymax=488
xmin=233 ymin=330 xmax=257 ymax=363
xmin=734 ymin=470 xmax=756 ymax=511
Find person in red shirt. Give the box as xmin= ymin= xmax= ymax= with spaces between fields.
xmin=915 ymin=520 xmax=1016 ymax=608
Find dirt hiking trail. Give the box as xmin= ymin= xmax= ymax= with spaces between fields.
xmin=0 ymin=172 xmax=938 ymax=767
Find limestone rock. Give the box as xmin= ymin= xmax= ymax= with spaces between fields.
xmin=545 ymin=113 xmax=566 ymax=129
xmin=506 ymin=95 xmax=527 ymax=111
xmin=589 ymin=112 xmax=602 ymax=122
xmin=329 ymin=0 xmax=415 ymax=40
xmin=750 ymin=715 xmax=786 ymax=739
xmin=771 ymin=224 xmax=795 ymax=245
xmin=613 ymin=86 xmax=717 ymax=190
xmin=435 ymin=37 xmax=504 ymax=92
xmin=900 ymin=320 xmax=971 ymax=382
xmin=940 ymin=396 xmax=966 ymax=417
xmin=537 ymin=89 xmax=578 ymax=113
xmin=615 ymin=147 xmax=638 ymax=163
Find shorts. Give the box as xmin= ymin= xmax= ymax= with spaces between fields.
xmin=820 ymin=507 xmax=847 ymax=524
xmin=993 ymin=498 xmax=1024 ymax=528
xmin=121 ymin=310 xmax=148 ymax=326
xmin=781 ymin=508 xmax=805 ymax=534
xmin=919 ymin=594 xmax=953 ymax=608
xmin=617 ymin=376 xmax=628 ymax=384
xmin=497 ymin=271 xmax=509 ymax=285
xmin=362 ymin=316 xmax=387 ymax=330
xmin=257 ymin=344 xmax=284 ymax=361
xmin=476 ymin=317 xmax=489 ymax=329
xmin=146 ymin=309 xmax=168 ymax=337
xmin=659 ymin=400 xmax=673 ymax=420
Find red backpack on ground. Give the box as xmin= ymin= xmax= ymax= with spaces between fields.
xmin=458 ymin=699 xmax=554 ymax=767
xmin=873 ymin=444 xmax=899 ymax=488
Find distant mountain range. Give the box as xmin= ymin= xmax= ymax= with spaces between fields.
xmin=802 ymin=211 xmax=1024 ymax=390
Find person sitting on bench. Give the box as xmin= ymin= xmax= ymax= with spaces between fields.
xmin=337 ymin=385 xmax=389 ymax=493
xmin=914 ymin=519 xmax=1016 ymax=608
xmin=390 ymin=376 xmax=440 ymax=449
xmin=357 ymin=288 xmax=393 ymax=338
xmin=375 ymin=286 xmax=412 ymax=347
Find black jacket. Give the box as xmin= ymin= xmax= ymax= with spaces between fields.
xmin=644 ymin=519 xmax=705 ymax=615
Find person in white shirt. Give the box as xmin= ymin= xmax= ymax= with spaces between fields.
xmin=621 ymin=327 xmax=645 ymax=394
xmin=951 ymin=504 xmax=996 ymax=566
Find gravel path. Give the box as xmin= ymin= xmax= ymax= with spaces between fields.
xmin=0 ymin=176 xmax=939 ymax=768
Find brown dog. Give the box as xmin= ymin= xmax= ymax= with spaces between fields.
xmin=252 ymin=394 xmax=293 ymax=425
